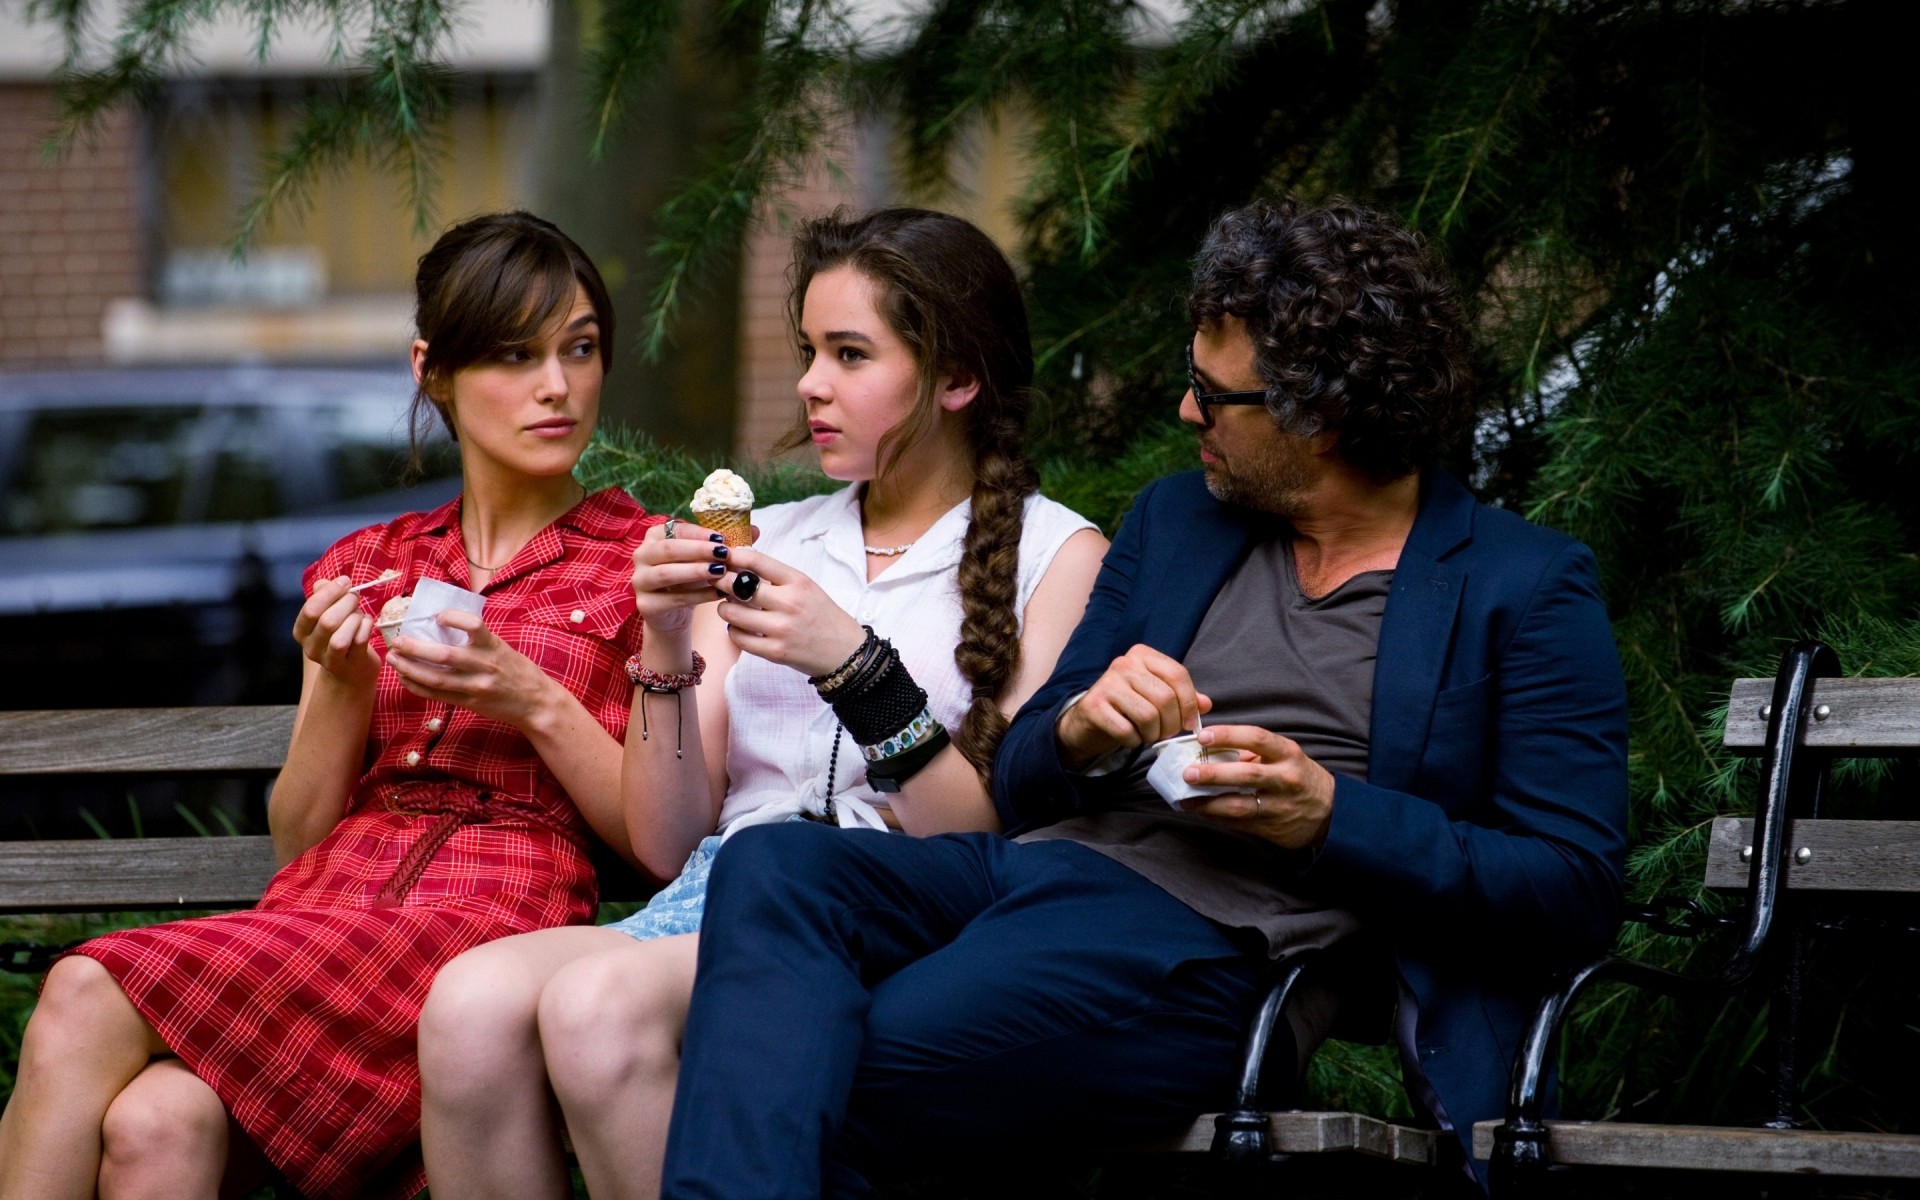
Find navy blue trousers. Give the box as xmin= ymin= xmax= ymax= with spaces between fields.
xmin=660 ymin=822 xmax=1268 ymax=1200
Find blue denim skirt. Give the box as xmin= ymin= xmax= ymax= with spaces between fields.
xmin=601 ymin=834 xmax=722 ymax=942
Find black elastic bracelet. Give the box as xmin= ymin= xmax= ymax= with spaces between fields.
xmin=831 ymin=653 xmax=929 ymax=746
xmin=830 ymin=640 xmax=895 ymax=703
xmin=864 ymin=724 xmax=952 ymax=793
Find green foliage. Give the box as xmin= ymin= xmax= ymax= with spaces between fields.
xmin=1305 ymin=1039 xmax=1412 ymax=1121
xmin=574 ymin=425 xmax=842 ymax=514
xmin=1036 ymin=421 xmax=1191 ymax=534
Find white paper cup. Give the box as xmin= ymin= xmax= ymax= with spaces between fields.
xmin=1145 ymin=734 xmax=1239 ymax=807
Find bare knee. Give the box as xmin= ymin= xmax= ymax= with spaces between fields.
xmin=419 ymin=947 xmax=545 ymax=1103
xmin=539 ymin=950 xmax=686 ymax=1106
xmin=99 ymin=1068 xmax=227 ymax=1191
xmin=21 ymin=956 xmax=144 ymax=1066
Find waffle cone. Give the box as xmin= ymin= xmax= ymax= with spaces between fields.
xmin=695 ymin=505 xmax=754 ymax=547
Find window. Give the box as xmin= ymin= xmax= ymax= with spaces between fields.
xmin=3 ymin=407 xmax=201 ymax=535
xmin=314 ymin=396 xmax=455 ymax=503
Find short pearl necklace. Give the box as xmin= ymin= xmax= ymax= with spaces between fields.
xmin=864 ymin=542 xmax=915 ymax=557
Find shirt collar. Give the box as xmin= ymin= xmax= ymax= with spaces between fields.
xmin=402 ymin=487 xmax=646 ymax=592
xmin=404 ymin=487 xmax=642 ymax=540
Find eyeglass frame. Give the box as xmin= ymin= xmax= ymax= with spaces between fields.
xmin=1185 ymin=339 xmax=1269 ymax=429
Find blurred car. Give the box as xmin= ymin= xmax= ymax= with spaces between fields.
xmin=0 ymin=365 xmax=460 ymax=710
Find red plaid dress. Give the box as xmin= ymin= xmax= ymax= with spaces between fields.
xmin=71 ymin=487 xmax=656 ymax=1200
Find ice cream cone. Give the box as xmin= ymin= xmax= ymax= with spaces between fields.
xmin=695 ymin=504 xmax=755 ymax=548
xmin=689 ymin=469 xmax=756 ymax=548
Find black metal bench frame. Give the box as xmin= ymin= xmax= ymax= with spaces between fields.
xmin=1477 ymin=641 xmax=1920 ymax=1192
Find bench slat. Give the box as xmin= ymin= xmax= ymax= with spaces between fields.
xmin=1472 ymin=1119 xmax=1920 ymax=1177
xmin=1132 ymin=1112 xmax=1436 ymax=1165
xmin=0 ymin=707 xmax=295 ymax=776
xmin=0 ymin=837 xmax=278 ymax=912
xmin=1723 ymin=678 xmax=1920 ymax=753
xmin=1705 ymin=818 xmax=1920 ymax=892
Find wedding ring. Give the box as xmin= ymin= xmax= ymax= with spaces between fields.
xmin=1253 ymin=795 xmax=1264 ymax=814
xmin=730 ymin=571 xmax=760 ymax=602
xmin=664 ymin=518 xmax=678 ymax=540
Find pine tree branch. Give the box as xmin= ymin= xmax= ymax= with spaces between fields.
xmin=1096 ymin=0 xmax=1280 ymax=203
xmin=583 ymin=0 xmax=684 ymax=159
xmin=1018 ymin=0 xmax=1129 ymax=260
xmin=1410 ymin=10 xmax=1550 ymax=234
xmin=26 ymin=0 xmax=93 ymax=71
xmin=637 ymin=0 xmax=852 ymax=359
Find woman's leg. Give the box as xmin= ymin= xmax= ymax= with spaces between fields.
xmin=0 ymin=955 xmax=170 ymax=1200
xmin=417 ymin=924 xmax=637 ymax=1200
xmin=539 ymin=933 xmax=701 ymax=1200
xmin=97 ymin=1058 xmax=272 ymax=1200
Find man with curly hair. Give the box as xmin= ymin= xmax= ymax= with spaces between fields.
xmin=659 ymin=200 xmax=1629 ymax=1197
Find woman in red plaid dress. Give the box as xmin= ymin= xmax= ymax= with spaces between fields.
xmin=0 ymin=212 xmax=657 ymax=1200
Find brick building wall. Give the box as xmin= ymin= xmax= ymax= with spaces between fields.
xmin=0 ymin=85 xmax=146 ymax=369
xmin=734 ymin=181 xmax=864 ymax=460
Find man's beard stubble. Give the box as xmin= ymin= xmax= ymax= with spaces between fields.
xmin=1200 ymin=432 xmax=1316 ymax=519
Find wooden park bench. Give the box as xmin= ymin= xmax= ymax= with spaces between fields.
xmin=1475 ymin=641 xmax=1920 ymax=1193
xmin=0 ymin=703 xmax=1444 ymax=1191
xmin=0 ymin=704 xmax=663 ymax=940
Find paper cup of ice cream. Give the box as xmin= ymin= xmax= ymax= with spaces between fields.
xmin=1145 ymin=734 xmax=1240 ymax=807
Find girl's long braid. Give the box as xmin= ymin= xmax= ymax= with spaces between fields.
xmin=951 ymin=420 xmax=1038 ymax=779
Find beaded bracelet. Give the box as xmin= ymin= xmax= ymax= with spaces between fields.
xmin=864 ymin=724 xmax=951 ymax=793
xmin=626 ymin=650 xmax=706 ymax=693
xmin=832 ymin=656 xmax=928 ymax=746
xmin=833 ymin=646 xmax=902 ymax=711
xmin=814 ymin=630 xmax=897 ymax=702
xmin=860 ymin=706 xmax=941 ymax=763
xmin=809 ymin=627 xmax=875 ymax=693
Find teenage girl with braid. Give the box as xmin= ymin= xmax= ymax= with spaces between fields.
xmin=416 ymin=207 xmax=1107 ymax=1199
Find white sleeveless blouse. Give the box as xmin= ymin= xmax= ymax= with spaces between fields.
xmin=717 ymin=486 xmax=1096 ymax=835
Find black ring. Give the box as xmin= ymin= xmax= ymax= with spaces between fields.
xmin=730 ymin=571 xmax=760 ymax=602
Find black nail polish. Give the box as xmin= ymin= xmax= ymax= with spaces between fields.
xmin=712 ymin=545 xmax=729 ymax=559
xmin=708 ymin=563 xmax=726 ymax=575
xmin=709 ymin=533 xmax=725 ymax=542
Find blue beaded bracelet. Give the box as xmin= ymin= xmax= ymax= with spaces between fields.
xmin=861 ymin=706 xmax=942 ymax=763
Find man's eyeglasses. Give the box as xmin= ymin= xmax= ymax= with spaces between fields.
xmin=1185 ymin=340 xmax=1268 ymax=429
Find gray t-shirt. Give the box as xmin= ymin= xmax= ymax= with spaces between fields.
xmin=1021 ymin=539 xmax=1391 ymax=958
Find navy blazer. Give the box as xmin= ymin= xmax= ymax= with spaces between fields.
xmin=993 ymin=469 xmax=1629 ymax=1179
